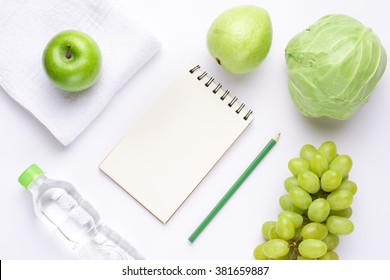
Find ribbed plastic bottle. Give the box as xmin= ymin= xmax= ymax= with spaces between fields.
xmin=18 ymin=164 xmax=143 ymax=260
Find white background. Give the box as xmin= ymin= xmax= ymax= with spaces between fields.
xmin=0 ymin=0 xmax=389 ymax=260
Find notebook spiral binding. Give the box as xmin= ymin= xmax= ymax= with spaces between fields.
xmin=189 ymin=65 xmax=253 ymax=121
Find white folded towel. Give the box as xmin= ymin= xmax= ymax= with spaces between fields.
xmin=0 ymin=0 xmax=160 ymax=145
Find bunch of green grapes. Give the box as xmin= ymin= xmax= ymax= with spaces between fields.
xmin=253 ymin=141 xmax=357 ymax=260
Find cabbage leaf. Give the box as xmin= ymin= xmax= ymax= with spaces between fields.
xmin=285 ymin=14 xmax=387 ymax=119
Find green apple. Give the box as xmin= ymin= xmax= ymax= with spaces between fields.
xmin=42 ymin=30 xmax=102 ymax=92
xmin=207 ymin=5 xmax=272 ymax=74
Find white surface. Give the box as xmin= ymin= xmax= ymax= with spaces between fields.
xmin=0 ymin=0 xmax=389 ymax=260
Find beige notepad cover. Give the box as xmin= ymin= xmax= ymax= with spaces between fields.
xmin=100 ymin=63 xmax=254 ymax=223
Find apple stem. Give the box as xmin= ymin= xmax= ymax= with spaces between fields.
xmin=66 ymin=44 xmax=72 ymax=59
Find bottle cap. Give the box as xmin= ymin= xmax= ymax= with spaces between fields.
xmin=18 ymin=164 xmax=44 ymax=189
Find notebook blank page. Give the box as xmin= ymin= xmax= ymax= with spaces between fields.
xmin=100 ymin=63 xmax=254 ymax=223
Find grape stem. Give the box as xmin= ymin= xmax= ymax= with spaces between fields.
xmin=289 ymin=236 xmax=303 ymax=260
xmin=290 ymin=246 xmax=299 ymax=260
xmin=313 ymin=189 xmax=330 ymax=199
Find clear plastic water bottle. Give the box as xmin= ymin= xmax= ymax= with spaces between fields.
xmin=18 ymin=163 xmax=143 ymax=260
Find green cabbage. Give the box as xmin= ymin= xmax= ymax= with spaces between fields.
xmin=285 ymin=14 xmax=387 ymax=119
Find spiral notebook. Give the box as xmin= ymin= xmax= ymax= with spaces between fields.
xmin=100 ymin=63 xmax=254 ymax=223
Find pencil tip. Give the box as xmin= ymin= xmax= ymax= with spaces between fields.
xmin=274 ymin=133 xmax=281 ymax=142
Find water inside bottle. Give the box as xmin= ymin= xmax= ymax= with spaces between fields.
xmin=38 ymin=186 xmax=99 ymax=245
xmin=35 ymin=183 xmax=136 ymax=259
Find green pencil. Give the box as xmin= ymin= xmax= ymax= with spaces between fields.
xmin=188 ymin=133 xmax=280 ymax=243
